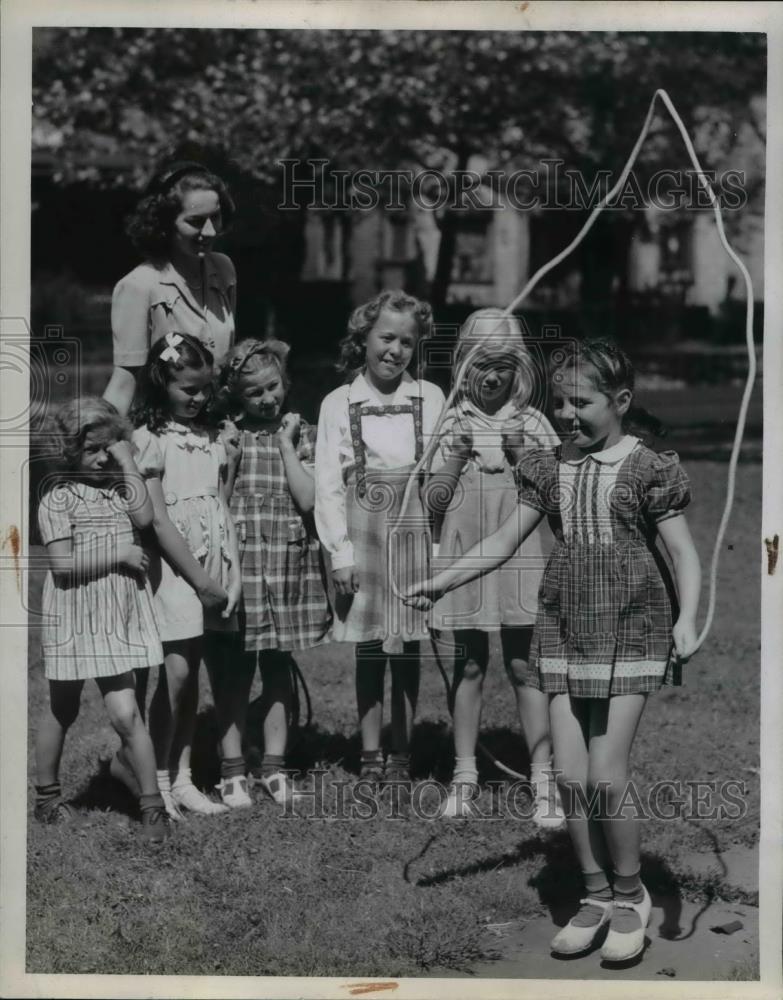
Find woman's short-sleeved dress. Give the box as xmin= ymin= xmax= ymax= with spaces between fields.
xmin=112 ymin=253 xmax=236 ymax=369
xmin=37 ymin=482 xmax=163 ymax=680
xmin=133 ymin=422 xmax=236 ymax=641
xmin=516 ymin=435 xmax=691 ymax=698
xmin=230 ymin=419 xmax=332 ymax=652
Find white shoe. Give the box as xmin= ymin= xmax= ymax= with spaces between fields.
xmin=172 ymin=781 xmax=229 ymax=815
xmin=440 ymin=781 xmax=479 ymax=819
xmin=109 ymin=751 xmax=141 ymax=798
xmin=257 ymin=771 xmax=301 ymax=805
xmin=550 ymin=898 xmax=613 ymax=955
xmin=600 ymin=885 xmax=651 ymax=962
xmin=532 ymin=768 xmax=566 ymax=830
xmin=160 ymin=788 xmax=185 ymax=822
xmin=216 ymin=776 xmax=253 ymax=809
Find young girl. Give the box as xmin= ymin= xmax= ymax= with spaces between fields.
xmin=428 ymin=309 xmax=564 ymax=825
xmin=212 ymin=338 xmax=332 ymax=806
xmin=131 ymin=332 xmax=241 ymax=819
xmin=405 ymin=341 xmax=701 ymax=963
xmin=315 ymin=290 xmax=445 ymax=783
xmin=34 ymin=397 xmax=167 ymax=843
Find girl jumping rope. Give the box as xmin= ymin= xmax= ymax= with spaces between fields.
xmin=315 ymin=290 xmax=445 ymax=784
xmin=34 ymin=397 xmax=167 ymax=843
xmin=131 ymin=332 xmax=241 ymax=818
xmin=405 ymin=340 xmax=701 ymax=963
xmin=213 ymin=338 xmax=332 ymax=807
xmin=428 ymin=309 xmax=564 ymax=825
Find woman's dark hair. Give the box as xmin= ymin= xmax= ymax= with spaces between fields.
xmin=550 ymin=339 xmax=666 ymax=440
xmin=125 ymin=162 xmax=235 ymax=259
xmin=131 ymin=333 xmax=215 ymax=432
xmin=336 ymin=289 xmax=433 ymax=382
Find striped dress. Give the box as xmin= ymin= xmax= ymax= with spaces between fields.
xmin=516 ymin=435 xmax=691 ymax=698
xmin=230 ymin=420 xmax=332 ymax=652
xmin=37 ymin=482 xmax=163 ymax=680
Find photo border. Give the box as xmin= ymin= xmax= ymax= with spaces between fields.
xmin=2 ymin=2 xmax=781 ymax=998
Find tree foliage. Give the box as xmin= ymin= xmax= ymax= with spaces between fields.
xmin=33 ymin=28 xmax=766 ymax=184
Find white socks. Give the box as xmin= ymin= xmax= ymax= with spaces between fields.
xmin=453 ymin=755 xmax=478 ymax=785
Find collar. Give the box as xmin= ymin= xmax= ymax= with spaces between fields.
xmin=562 ymin=434 xmax=640 ymax=466
xmin=454 ymin=397 xmax=520 ymax=425
xmin=348 ymin=370 xmax=422 ymax=405
xmin=157 ymin=255 xmax=223 ymax=291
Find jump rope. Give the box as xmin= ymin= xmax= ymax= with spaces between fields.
xmin=382 ymin=89 xmax=757 ymax=783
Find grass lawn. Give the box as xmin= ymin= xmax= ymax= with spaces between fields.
xmin=25 ymin=455 xmax=760 ymax=978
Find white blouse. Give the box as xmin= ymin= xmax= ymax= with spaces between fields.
xmin=315 ymin=371 xmax=445 ymax=570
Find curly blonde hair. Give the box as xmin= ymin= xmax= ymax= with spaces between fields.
xmin=336 ymin=290 xmax=433 ymax=382
xmin=50 ymin=396 xmax=132 ymax=469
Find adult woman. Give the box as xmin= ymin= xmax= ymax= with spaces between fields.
xmin=104 ymin=161 xmax=237 ymax=416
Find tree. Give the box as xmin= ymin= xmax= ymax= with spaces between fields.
xmin=33 ymin=28 xmax=766 ymax=309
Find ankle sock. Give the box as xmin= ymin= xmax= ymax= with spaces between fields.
xmin=360 ymin=749 xmax=384 ymax=776
xmin=611 ymin=869 xmax=645 ymax=932
xmin=139 ymin=792 xmax=165 ymax=814
xmin=386 ymin=752 xmax=410 ymax=776
xmin=221 ymin=756 xmax=246 ymax=780
xmin=261 ymin=753 xmax=286 ymax=778
xmin=453 ymin=755 xmax=478 ymax=785
xmin=171 ymin=767 xmax=194 ymax=790
xmin=35 ymin=782 xmax=62 ymax=804
xmin=156 ymin=769 xmax=172 ymax=795
xmin=571 ymin=869 xmax=612 ymax=928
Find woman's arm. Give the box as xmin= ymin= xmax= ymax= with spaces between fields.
xmin=277 ymin=414 xmax=315 ymax=512
xmin=103 ymin=366 xmax=140 ymax=418
xmin=145 ymin=475 xmax=228 ymax=609
xmin=404 ymin=502 xmax=544 ymax=607
xmin=107 ymin=440 xmax=153 ymax=529
xmin=657 ymin=513 xmax=702 ymax=660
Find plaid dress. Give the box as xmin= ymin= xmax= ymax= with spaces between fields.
xmin=517 ymin=436 xmax=691 ymax=698
xmin=37 ymin=482 xmax=163 ymax=680
xmin=230 ymin=420 xmax=332 ymax=651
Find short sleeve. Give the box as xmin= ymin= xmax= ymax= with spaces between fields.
xmin=111 ymin=269 xmax=152 ymax=367
xmin=644 ymin=450 xmax=691 ymax=522
xmin=132 ymin=426 xmax=164 ymax=479
xmin=37 ymin=487 xmax=74 ymax=544
xmin=516 ymin=448 xmax=557 ymax=514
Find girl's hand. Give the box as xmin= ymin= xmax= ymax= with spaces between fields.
xmin=197 ymin=576 xmax=229 ymax=611
xmin=222 ymin=577 xmax=242 ymax=619
xmin=451 ymin=429 xmax=473 ymax=461
xmin=120 ymin=543 xmax=149 ymax=575
xmin=501 ymin=424 xmax=526 ymax=464
xmin=401 ymin=579 xmax=439 ymax=611
xmin=277 ymin=413 xmax=301 ymax=451
xmin=219 ymin=421 xmax=241 ymax=465
xmin=107 ymin=439 xmax=136 ymax=469
xmin=333 ymin=565 xmax=359 ymax=595
xmin=672 ymin=616 xmax=698 ymax=662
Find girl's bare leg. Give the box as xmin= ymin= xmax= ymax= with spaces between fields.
xmin=98 ymin=672 xmax=158 ymax=796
